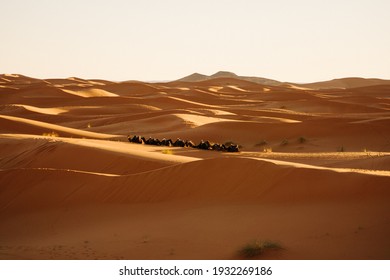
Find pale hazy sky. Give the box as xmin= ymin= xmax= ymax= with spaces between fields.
xmin=1 ymin=0 xmax=389 ymax=82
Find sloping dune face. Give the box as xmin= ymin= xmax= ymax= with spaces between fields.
xmin=0 ymin=74 xmax=389 ymax=260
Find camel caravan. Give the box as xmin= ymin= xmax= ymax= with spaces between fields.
xmin=128 ymin=135 xmax=240 ymax=152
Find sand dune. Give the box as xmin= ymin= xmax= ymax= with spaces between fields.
xmin=0 ymin=73 xmax=389 ymax=260
xmin=0 ymin=134 xmax=196 ymax=175
xmin=61 ymin=88 xmax=119 ymax=98
xmin=8 ymin=104 xmax=69 ymax=115
xmin=1 ymin=156 xmax=388 ymax=210
xmin=0 ymin=115 xmax=117 ymax=138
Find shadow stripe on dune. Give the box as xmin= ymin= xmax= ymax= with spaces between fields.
xmin=241 ymin=156 xmax=390 ymax=177
xmin=0 ymin=167 xmax=119 ymax=177
xmin=107 ymin=157 xmax=390 ymax=203
xmin=1 ymin=157 xmax=389 ymax=215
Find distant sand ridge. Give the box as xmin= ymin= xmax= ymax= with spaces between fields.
xmin=0 ymin=73 xmax=389 ymax=260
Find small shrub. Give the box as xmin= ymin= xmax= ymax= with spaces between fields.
xmin=42 ymin=131 xmax=59 ymax=137
xmin=255 ymin=140 xmax=268 ymax=147
xmin=338 ymin=145 xmax=345 ymax=152
xmin=363 ymin=148 xmax=376 ymax=156
xmin=298 ymin=136 xmax=306 ymax=144
xmin=239 ymin=240 xmax=282 ymax=258
xmin=162 ymin=149 xmax=173 ymax=155
xmin=142 ymin=235 xmax=149 ymax=244
xmin=280 ymin=139 xmax=289 ymax=146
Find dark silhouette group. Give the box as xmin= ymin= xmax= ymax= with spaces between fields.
xmin=128 ymin=135 xmax=239 ymax=152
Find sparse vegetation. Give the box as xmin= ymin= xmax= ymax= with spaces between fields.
xmin=42 ymin=131 xmax=59 ymax=137
xmin=338 ymin=145 xmax=345 ymax=152
xmin=239 ymin=240 xmax=282 ymax=258
xmin=280 ymin=139 xmax=289 ymax=146
xmin=142 ymin=235 xmax=149 ymax=244
xmin=162 ymin=149 xmax=173 ymax=155
xmin=363 ymin=148 xmax=371 ymax=156
xmin=262 ymin=147 xmax=273 ymax=153
xmin=298 ymin=136 xmax=306 ymax=144
xmin=255 ymin=140 xmax=268 ymax=147
xmin=362 ymin=149 xmax=383 ymax=157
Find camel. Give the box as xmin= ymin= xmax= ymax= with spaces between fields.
xmin=161 ymin=138 xmax=173 ymax=146
xmin=128 ymin=135 xmax=239 ymax=152
xmin=212 ymin=143 xmax=227 ymax=151
xmin=145 ymin=137 xmax=161 ymax=146
xmin=195 ymin=140 xmax=212 ymax=150
xmin=173 ymin=138 xmax=186 ymax=147
xmin=128 ymin=135 xmax=144 ymax=144
xmin=227 ymin=144 xmax=239 ymax=152
xmin=185 ymin=140 xmax=195 ymax=148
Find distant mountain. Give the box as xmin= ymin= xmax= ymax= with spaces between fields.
xmin=177 ymin=72 xmax=210 ymax=82
xmin=177 ymin=72 xmax=390 ymax=89
xmin=291 ymin=77 xmax=390 ymax=90
xmin=4 ymin=73 xmax=389 ymax=90
xmin=177 ymin=71 xmax=282 ymax=86
xmin=209 ymin=71 xmax=238 ymax=79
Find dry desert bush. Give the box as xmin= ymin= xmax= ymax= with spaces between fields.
xmin=42 ymin=131 xmax=59 ymax=137
xmin=239 ymin=240 xmax=282 ymax=258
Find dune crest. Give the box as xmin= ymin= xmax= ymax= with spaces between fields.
xmin=62 ymin=88 xmax=119 ymax=98
xmin=10 ymin=104 xmax=69 ymax=115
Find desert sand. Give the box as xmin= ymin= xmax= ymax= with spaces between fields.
xmin=0 ymin=73 xmax=389 ymax=260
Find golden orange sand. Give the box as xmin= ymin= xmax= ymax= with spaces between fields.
xmin=0 ymin=74 xmax=389 ymax=260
